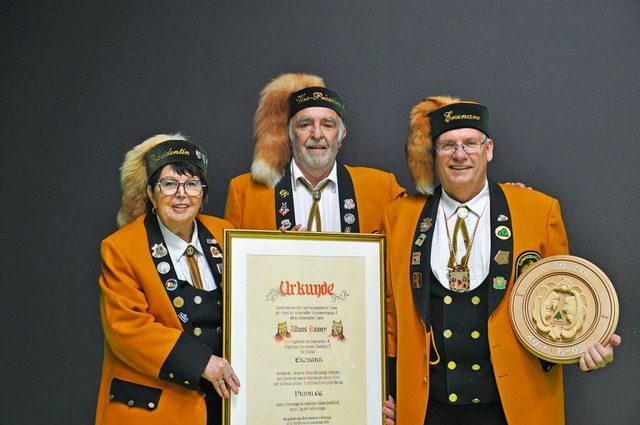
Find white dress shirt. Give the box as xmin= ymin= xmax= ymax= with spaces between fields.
xmin=157 ymin=216 xmax=217 ymax=291
xmin=291 ymin=160 xmax=341 ymax=232
xmin=431 ymin=181 xmax=491 ymax=291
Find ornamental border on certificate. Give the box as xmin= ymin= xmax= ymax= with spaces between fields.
xmin=222 ymin=229 xmax=387 ymax=425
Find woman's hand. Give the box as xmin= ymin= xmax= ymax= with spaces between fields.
xmin=202 ymin=355 xmax=241 ymax=398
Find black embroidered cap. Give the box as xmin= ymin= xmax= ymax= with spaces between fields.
xmin=145 ymin=139 xmax=208 ymax=179
xmin=289 ymin=86 xmax=346 ymax=119
xmin=428 ymin=101 xmax=490 ymax=140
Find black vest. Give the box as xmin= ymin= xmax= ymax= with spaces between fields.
xmin=408 ymin=183 xmax=514 ymax=404
xmin=429 ymin=273 xmax=499 ymax=404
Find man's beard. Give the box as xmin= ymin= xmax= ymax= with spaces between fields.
xmin=293 ymin=138 xmax=337 ymax=170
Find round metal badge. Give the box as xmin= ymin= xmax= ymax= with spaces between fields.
xmin=157 ymin=261 xmax=171 ymax=275
xmin=509 ymin=255 xmax=618 ymax=364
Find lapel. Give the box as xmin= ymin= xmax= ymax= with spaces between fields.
xmin=410 ymin=187 xmax=441 ymax=327
xmin=273 ymin=166 xmax=296 ymax=230
xmin=336 ymin=164 xmax=359 ymax=233
xmin=143 ymin=213 xmax=194 ymax=332
xmin=486 ymin=180 xmax=513 ymax=316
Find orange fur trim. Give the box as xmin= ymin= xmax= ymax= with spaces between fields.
xmin=117 ymin=133 xmax=186 ymax=228
xmin=406 ymin=95 xmax=460 ymax=195
xmin=252 ymin=73 xmax=325 ymax=187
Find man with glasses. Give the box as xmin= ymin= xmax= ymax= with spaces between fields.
xmin=382 ymin=96 xmax=621 ymax=424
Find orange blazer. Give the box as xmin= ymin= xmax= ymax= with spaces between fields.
xmin=96 ymin=214 xmax=232 ymax=425
xmin=382 ymin=183 xmax=569 ymax=424
xmin=224 ymin=164 xmax=405 ymax=232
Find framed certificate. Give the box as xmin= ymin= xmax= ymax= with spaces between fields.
xmin=222 ymin=229 xmax=387 ymax=425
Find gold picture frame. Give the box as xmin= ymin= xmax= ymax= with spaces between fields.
xmin=222 ymin=229 xmax=387 ymax=425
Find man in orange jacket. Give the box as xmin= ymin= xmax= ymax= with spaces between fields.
xmin=224 ymin=73 xmax=406 ymax=234
xmin=382 ymin=96 xmax=621 ymax=424
xmin=224 ymin=73 xmax=403 ymax=423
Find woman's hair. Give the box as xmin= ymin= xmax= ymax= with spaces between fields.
xmin=146 ymin=162 xmax=209 ymax=211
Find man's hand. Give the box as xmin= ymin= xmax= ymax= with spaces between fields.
xmin=579 ymin=334 xmax=621 ymax=371
xmin=279 ymin=224 xmax=306 ymax=232
xmin=383 ymin=395 xmax=396 ymax=424
xmin=503 ymin=181 xmax=532 ymax=189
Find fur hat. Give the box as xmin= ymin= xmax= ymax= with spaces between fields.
xmin=251 ymin=73 xmax=326 ymax=187
xmin=407 ymin=96 xmax=490 ymax=195
xmin=407 ymin=95 xmax=471 ymax=195
xmin=116 ymin=133 xmax=189 ymax=228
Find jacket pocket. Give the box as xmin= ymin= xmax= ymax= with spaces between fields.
xmin=109 ymin=377 xmax=162 ymax=411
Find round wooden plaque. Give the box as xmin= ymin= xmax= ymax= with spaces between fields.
xmin=510 ymin=255 xmax=618 ymax=363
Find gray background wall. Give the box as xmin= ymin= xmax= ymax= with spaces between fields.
xmin=2 ymin=1 xmax=638 ymax=424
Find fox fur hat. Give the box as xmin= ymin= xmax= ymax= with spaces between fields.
xmin=116 ymin=133 xmax=207 ymax=228
xmin=406 ymin=95 xmax=490 ymax=195
xmin=251 ymin=72 xmax=329 ymax=187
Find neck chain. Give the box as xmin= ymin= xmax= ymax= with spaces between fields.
xmin=443 ymin=205 xmax=482 ymax=292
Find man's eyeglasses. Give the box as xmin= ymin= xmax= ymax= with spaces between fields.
xmin=157 ymin=179 xmax=206 ymax=196
xmin=434 ymin=136 xmax=488 ymax=155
